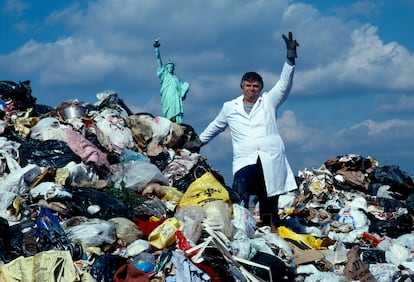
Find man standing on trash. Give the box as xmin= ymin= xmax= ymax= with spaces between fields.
xmin=154 ymin=38 xmax=190 ymax=124
xmin=199 ymin=32 xmax=299 ymax=228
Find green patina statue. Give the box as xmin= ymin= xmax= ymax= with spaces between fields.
xmin=154 ymin=38 xmax=190 ymax=124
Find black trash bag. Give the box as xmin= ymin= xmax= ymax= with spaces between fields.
xmin=406 ymin=193 xmax=414 ymax=214
xmin=19 ymin=138 xmax=81 ymax=168
xmin=32 ymin=103 xmax=55 ymax=117
xmin=375 ymin=197 xmax=403 ymax=213
xmin=0 ymin=217 xmax=20 ymax=263
xmin=10 ymin=219 xmax=38 ymax=258
xmin=194 ymin=247 xmax=236 ymax=282
xmin=244 ymin=251 xmax=295 ymax=282
xmin=96 ymin=92 xmax=133 ymax=116
xmin=0 ymin=217 xmax=39 ymax=263
xmin=2 ymin=126 xmax=81 ymax=168
xmin=90 ymin=254 xmax=128 ymax=282
xmin=65 ymin=186 xmax=134 ymax=220
xmin=172 ymin=158 xmax=226 ymax=192
xmin=149 ymin=150 xmax=170 ymax=172
xmin=0 ymin=80 xmax=36 ymax=111
xmin=360 ymin=248 xmax=386 ymax=264
xmin=171 ymin=123 xmax=203 ymax=153
xmin=361 ymin=208 xmax=414 ymax=238
xmin=368 ymin=165 xmax=414 ymax=199
xmin=367 ymin=182 xmax=382 ymax=196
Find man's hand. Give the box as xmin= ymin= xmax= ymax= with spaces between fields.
xmin=282 ymin=32 xmax=299 ymax=61
xmin=153 ymin=38 xmax=161 ymax=48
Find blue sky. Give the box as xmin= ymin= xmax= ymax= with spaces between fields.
xmin=1 ymin=0 xmax=414 ymax=185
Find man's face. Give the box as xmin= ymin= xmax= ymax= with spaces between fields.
xmin=242 ymin=80 xmax=261 ymax=104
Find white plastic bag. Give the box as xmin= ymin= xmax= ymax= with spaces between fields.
xmin=30 ymin=117 xmax=68 ymax=141
xmin=139 ymin=116 xmax=172 ymax=140
xmin=0 ymin=164 xmax=41 ymax=194
xmin=94 ymin=108 xmax=135 ymax=153
xmin=229 ymin=228 xmax=256 ymax=259
xmin=174 ymin=205 xmax=205 ymax=244
xmin=204 ymin=200 xmax=234 ymax=239
xmin=63 ymin=217 xmax=116 ymax=247
xmin=232 ymin=203 xmax=256 ymax=238
xmin=385 ymin=243 xmax=410 ymax=265
xmin=110 ymin=160 xmax=168 ymax=192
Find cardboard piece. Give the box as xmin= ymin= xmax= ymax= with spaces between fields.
xmin=344 ymin=245 xmax=377 ymax=282
xmin=287 ymin=242 xmax=324 ymax=266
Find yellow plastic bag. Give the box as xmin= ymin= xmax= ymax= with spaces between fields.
xmin=162 ymin=186 xmax=184 ymax=204
xmin=178 ymin=170 xmax=230 ymax=208
xmin=277 ymin=226 xmax=326 ymax=250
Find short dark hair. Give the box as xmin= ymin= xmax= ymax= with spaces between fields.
xmin=240 ymin=72 xmax=263 ymax=89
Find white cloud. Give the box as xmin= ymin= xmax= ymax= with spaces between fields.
xmin=2 ymin=0 xmax=28 ymax=16
xmin=347 ymin=118 xmax=414 ymax=135
xmin=375 ymin=94 xmax=414 ymax=114
xmin=278 ymin=110 xmax=307 ymax=143
xmin=5 ymin=38 xmax=122 ymax=86
xmin=295 ymin=26 xmax=414 ymax=100
xmin=334 ymin=1 xmax=383 ymax=19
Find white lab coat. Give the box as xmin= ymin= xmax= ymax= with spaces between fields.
xmin=200 ymin=62 xmax=297 ymax=196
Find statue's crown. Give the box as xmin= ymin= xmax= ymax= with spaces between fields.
xmin=166 ymin=59 xmax=176 ymax=67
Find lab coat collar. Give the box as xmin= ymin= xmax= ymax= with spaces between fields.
xmin=233 ymin=95 xmax=263 ymax=116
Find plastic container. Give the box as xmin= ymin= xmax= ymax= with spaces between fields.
xmin=132 ymin=252 xmax=155 ymax=273
xmin=148 ymin=217 xmax=183 ymax=249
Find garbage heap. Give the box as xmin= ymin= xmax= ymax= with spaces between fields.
xmin=0 ymin=80 xmax=413 ymax=282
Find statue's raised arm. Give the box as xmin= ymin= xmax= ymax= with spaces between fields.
xmin=154 ymin=38 xmax=162 ymax=71
xmin=153 ymin=38 xmax=190 ymax=124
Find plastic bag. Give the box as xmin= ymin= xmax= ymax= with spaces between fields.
xmin=232 ymin=203 xmax=256 ymax=238
xmin=90 ymin=253 xmax=128 ymax=282
xmin=385 ymin=243 xmax=410 ymax=265
xmin=108 ymin=217 xmax=144 ymax=245
xmin=132 ymin=252 xmax=155 ymax=273
xmin=119 ymin=148 xmax=149 ymax=163
xmin=229 ymin=229 xmax=256 ymax=259
xmin=277 ymin=226 xmax=326 ymax=250
xmin=63 ymin=218 xmax=116 ymax=247
xmin=19 ymin=138 xmax=81 ymax=168
xmin=111 ymin=160 xmax=168 ymax=193
xmin=30 ymin=117 xmax=68 ymax=141
xmin=126 ymin=239 xmax=151 ymax=257
xmin=203 ymin=200 xmax=234 ymax=238
xmin=94 ymin=108 xmax=135 ymax=153
xmin=139 ymin=116 xmax=172 ymax=140
xmin=0 ymin=80 xmax=36 ymax=110
xmin=0 ymin=136 xmax=21 ymax=173
xmin=95 ymin=90 xmax=133 ymax=115
xmin=174 ymin=205 xmax=205 ymax=244
xmin=0 ymin=163 xmax=41 ymax=195
xmin=178 ymin=170 xmax=230 ymax=208
xmin=163 ymin=186 xmax=184 ymax=205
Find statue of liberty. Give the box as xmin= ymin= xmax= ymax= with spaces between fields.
xmin=154 ymin=38 xmax=190 ymax=124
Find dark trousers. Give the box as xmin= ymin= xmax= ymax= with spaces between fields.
xmin=232 ymin=157 xmax=279 ymax=222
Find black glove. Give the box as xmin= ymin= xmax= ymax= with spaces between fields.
xmin=282 ymin=32 xmax=299 ymax=62
xmin=153 ymin=38 xmax=160 ymax=48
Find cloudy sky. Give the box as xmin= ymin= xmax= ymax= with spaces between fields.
xmin=1 ymin=0 xmax=413 ymax=185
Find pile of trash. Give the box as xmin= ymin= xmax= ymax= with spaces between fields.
xmin=0 ymin=80 xmax=414 ymax=282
